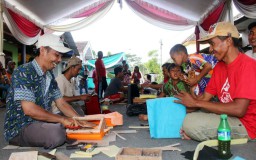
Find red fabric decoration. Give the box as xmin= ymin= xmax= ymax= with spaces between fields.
xmin=237 ymin=0 xmax=256 ymax=5
xmin=195 ymin=25 xmax=200 ymax=53
xmin=128 ymin=0 xmax=189 ymax=25
xmin=7 ymin=8 xmax=41 ymax=37
xmin=72 ymin=2 xmax=107 ymax=18
xmin=200 ymin=2 xmax=225 ymax=31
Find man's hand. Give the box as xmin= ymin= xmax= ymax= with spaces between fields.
xmin=61 ymin=117 xmax=77 ymax=127
xmin=80 ymin=94 xmax=91 ymax=101
xmin=74 ymin=119 xmax=97 ymax=128
xmin=184 ymin=76 xmax=199 ymax=86
xmin=141 ymin=83 xmax=150 ymax=88
xmin=174 ymin=91 xmax=197 ymax=108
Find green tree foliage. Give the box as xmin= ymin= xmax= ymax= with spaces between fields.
xmin=125 ymin=53 xmax=142 ymax=69
xmin=143 ymin=50 xmax=162 ymax=83
xmin=107 ymin=51 xmax=112 ymax=56
xmin=125 ymin=51 xmax=162 ymax=83
xmin=92 ymin=50 xmax=96 ymax=58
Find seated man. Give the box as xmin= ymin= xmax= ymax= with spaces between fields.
xmin=52 ymin=56 xmax=90 ymax=116
xmin=4 ymin=34 xmax=85 ymax=149
xmin=174 ymin=22 xmax=256 ymax=141
xmin=104 ymin=66 xmax=127 ymax=101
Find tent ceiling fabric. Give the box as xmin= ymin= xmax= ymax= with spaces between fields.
xmin=4 ymin=0 xmax=225 ymax=29
xmin=4 ymin=0 xmax=102 ymax=27
xmin=2 ymin=0 xmax=255 ymax=46
xmin=141 ymin=0 xmax=225 ymax=22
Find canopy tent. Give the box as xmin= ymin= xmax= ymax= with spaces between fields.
xmin=82 ymin=52 xmax=126 ymax=89
xmin=0 ymin=0 xmax=256 ymax=55
xmin=86 ymin=52 xmax=126 ymax=73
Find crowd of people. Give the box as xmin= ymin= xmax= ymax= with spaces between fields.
xmin=2 ymin=21 xmax=256 ymax=149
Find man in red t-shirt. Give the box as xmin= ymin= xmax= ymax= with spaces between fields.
xmin=174 ymin=22 xmax=256 ymax=141
xmin=95 ymin=51 xmax=108 ymax=98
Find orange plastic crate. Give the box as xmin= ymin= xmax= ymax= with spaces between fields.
xmin=66 ymin=117 xmax=107 ymax=140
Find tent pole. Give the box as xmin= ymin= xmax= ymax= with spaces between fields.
xmin=227 ymin=0 xmax=234 ymax=24
xmin=0 ymin=0 xmax=5 ymax=67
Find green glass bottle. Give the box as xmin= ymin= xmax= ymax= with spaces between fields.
xmin=217 ymin=114 xmax=232 ymax=159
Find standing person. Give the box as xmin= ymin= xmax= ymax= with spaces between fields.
xmin=131 ymin=66 xmax=142 ymax=84
xmin=170 ymin=44 xmax=217 ymax=95
xmin=52 ymin=56 xmax=91 ymax=116
xmin=0 ymin=61 xmax=10 ymax=103
xmin=6 ymin=61 xmax=16 ymax=81
xmin=92 ymin=69 xmax=98 ymax=93
xmin=83 ymin=65 xmax=89 ymax=94
xmin=122 ymin=60 xmax=127 ymax=68
xmin=122 ymin=63 xmax=131 ymax=85
xmin=79 ymin=65 xmax=89 ymax=94
xmin=95 ymin=51 xmax=108 ymax=98
xmin=4 ymin=34 xmax=86 ymax=149
xmin=245 ymin=22 xmax=256 ymax=58
xmin=174 ymin=22 xmax=256 ymax=141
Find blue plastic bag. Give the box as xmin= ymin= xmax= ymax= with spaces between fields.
xmin=146 ymin=97 xmax=186 ymax=138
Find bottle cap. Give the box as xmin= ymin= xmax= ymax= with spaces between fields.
xmin=220 ymin=114 xmax=227 ymax=119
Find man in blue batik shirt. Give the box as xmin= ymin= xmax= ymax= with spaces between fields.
xmin=4 ymin=34 xmax=83 ymax=149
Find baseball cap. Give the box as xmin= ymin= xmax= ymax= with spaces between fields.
xmin=63 ymin=56 xmax=82 ymax=72
xmin=248 ymin=21 xmax=256 ymax=31
xmin=36 ymin=34 xmax=71 ymax=53
xmin=198 ymin=22 xmax=240 ymax=42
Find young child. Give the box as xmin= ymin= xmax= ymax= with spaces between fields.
xmin=131 ymin=66 xmax=141 ymax=84
xmin=122 ymin=64 xmax=131 ymax=85
xmin=143 ymin=74 xmax=151 ymax=85
xmin=159 ymin=63 xmax=189 ymax=97
xmin=139 ymin=63 xmax=189 ymax=121
xmin=170 ymin=44 xmax=217 ymax=95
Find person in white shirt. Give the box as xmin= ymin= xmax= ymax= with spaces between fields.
xmin=245 ymin=22 xmax=256 ymax=59
xmin=52 ymin=56 xmax=90 ymax=115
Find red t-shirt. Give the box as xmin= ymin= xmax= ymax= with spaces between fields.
xmin=206 ymin=53 xmax=256 ymax=139
xmin=95 ymin=59 xmax=106 ymax=77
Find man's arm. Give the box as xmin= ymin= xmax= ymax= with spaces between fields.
xmin=62 ymin=94 xmax=90 ymax=103
xmin=185 ymin=63 xmax=212 ymax=86
xmin=175 ymin=91 xmax=249 ymax=117
xmin=197 ymin=63 xmax=212 ymax=82
xmin=21 ymin=100 xmax=76 ymax=126
xmin=186 ymin=91 xmax=213 ymax=113
xmin=141 ymin=83 xmax=163 ymax=90
xmin=54 ymin=98 xmax=80 ymax=117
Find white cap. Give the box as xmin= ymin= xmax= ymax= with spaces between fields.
xmin=36 ymin=34 xmax=72 ymax=53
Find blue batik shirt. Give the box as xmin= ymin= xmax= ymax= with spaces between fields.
xmin=4 ymin=59 xmax=62 ymax=141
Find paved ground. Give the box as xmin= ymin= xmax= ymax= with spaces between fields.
xmin=0 ymin=104 xmax=255 ymax=160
